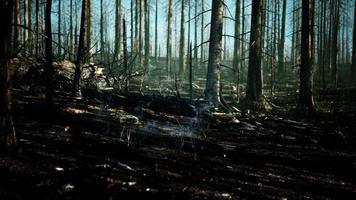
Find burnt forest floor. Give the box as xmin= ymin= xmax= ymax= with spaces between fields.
xmin=1 ymin=89 xmax=356 ymax=200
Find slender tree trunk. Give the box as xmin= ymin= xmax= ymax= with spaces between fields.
xmin=134 ymin=0 xmax=139 ymax=54
xmin=167 ymin=0 xmax=173 ymax=76
xmin=240 ymin=0 xmax=245 ymax=78
xmin=139 ymin=0 xmax=144 ymax=67
xmin=144 ymin=0 xmax=150 ymax=68
xmin=45 ymin=0 xmax=53 ymax=106
xmin=246 ymin=0 xmax=264 ymax=101
xmin=130 ymin=0 xmax=134 ymax=53
xmin=205 ymin=0 xmax=224 ymax=106
xmin=155 ymin=0 xmax=158 ymax=64
xmin=179 ymin=0 xmax=186 ymax=75
xmin=35 ymin=0 xmax=40 ymax=57
xmin=187 ymin=0 xmax=191 ymax=55
xmin=74 ymin=0 xmax=78 ymax=54
xmin=299 ymin=0 xmax=315 ymax=111
xmin=13 ymin=0 xmax=21 ymax=52
xmin=73 ymin=0 xmax=86 ymax=98
xmin=86 ymin=0 xmax=92 ymax=60
xmin=317 ymin=0 xmax=324 ymax=88
xmin=233 ymin=0 xmax=241 ymax=101
xmin=194 ymin=1 xmax=198 ymax=69
xmin=69 ymin=0 xmax=73 ymax=60
xmin=123 ymin=18 xmax=129 ymax=92
xmin=0 ymin=0 xmax=17 ymax=151
xmin=115 ymin=0 xmax=122 ymax=60
xmin=352 ymin=0 xmax=356 ymax=86
xmin=189 ymin=43 xmax=193 ymax=100
xmin=24 ymin=0 xmax=31 ymax=54
xmin=278 ymin=0 xmax=286 ymax=83
xmin=270 ymin=0 xmax=278 ymax=94
xmin=331 ymin=0 xmax=339 ymax=88
xmin=100 ymin=0 xmax=104 ymax=59
xmin=58 ymin=0 xmax=61 ymax=57
xmin=200 ymin=0 xmax=205 ymax=64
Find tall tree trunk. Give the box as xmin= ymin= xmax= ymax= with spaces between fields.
xmin=73 ymin=0 xmax=86 ymax=98
xmin=58 ymin=0 xmax=61 ymax=57
xmin=100 ymin=0 xmax=105 ymax=59
xmin=246 ymin=0 xmax=264 ymax=101
xmin=130 ymin=0 xmax=134 ymax=53
xmin=299 ymin=0 xmax=315 ymax=111
xmin=123 ymin=18 xmax=129 ymax=92
xmin=179 ymin=0 xmax=186 ymax=75
xmin=86 ymin=0 xmax=92 ymax=60
xmin=69 ymin=0 xmax=73 ymax=60
xmin=139 ymin=0 xmax=144 ymax=67
xmin=194 ymin=0 xmax=198 ymax=69
xmin=240 ymin=0 xmax=245 ymax=78
xmin=144 ymin=0 xmax=150 ymax=68
xmin=138 ymin=0 xmax=145 ymax=67
xmin=166 ymin=0 xmax=173 ymax=76
xmin=24 ymin=0 xmax=31 ymax=54
xmin=278 ymin=0 xmax=286 ymax=83
xmin=45 ymin=0 xmax=53 ymax=106
xmin=134 ymin=0 xmax=139 ymax=53
xmin=204 ymin=0 xmax=224 ymax=106
xmin=189 ymin=43 xmax=193 ymax=100
xmin=352 ymin=0 xmax=356 ymax=86
xmin=155 ymin=0 xmax=158 ymax=64
xmin=35 ymin=0 xmax=40 ymax=57
xmin=114 ymin=0 xmax=121 ymax=60
xmin=13 ymin=0 xmax=21 ymax=52
xmin=0 ymin=0 xmax=17 ymax=151
xmin=270 ymin=0 xmax=278 ymax=95
xmin=233 ymin=0 xmax=241 ymax=101
xmin=200 ymin=0 xmax=205 ymax=64
xmin=331 ymin=0 xmax=339 ymax=88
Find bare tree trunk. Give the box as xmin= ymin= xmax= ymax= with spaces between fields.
xmin=167 ymin=0 xmax=173 ymax=77
xmin=233 ymin=0 xmax=241 ymax=101
xmin=100 ymin=0 xmax=104 ymax=59
xmin=58 ymin=0 xmax=61 ymax=57
xmin=24 ymin=0 xmax=31 ymax=54
xmin=278 ymin=0 xmax=286 ymax=83
xmin=179 ymin=0 xmax=186 ymax=75
xmin=74 ymin=0 xmax=78 ymax=55
xmin=73 ymin=0 xmax=86 ymax=98
xmin=134 ymin=0 xmax=139 ymax=54
xmin=240 ymin=0 xmax=245 ymax=78
xmin=246 ymin=0 xmax=264 ymax=101
xmin=13 ymin=0 xmax=21 ymax=52
xmin=86 ymin=0 xmax=92 ymax=60
xmin=69 ymin=0 xmax=73 ymax=60
xmin=270 ymin=0 xmax=278 ymax=95
xmin=155 ymin=0 xmax=159 ymax=65
xmin=45 ymin=0 xmax=53 ymax=106
xmin=130 ymin=0 xmax=134 ymax=53
xmin=352 ymin=0 xmax=356 ymax=86
xmin=189 ymin=43 xmax=193 ymax=100
xmin=139 ymin=0 xmax=144 ymax=67
xmin=35 ymin=0 xmax=40 ymax=57
xmin=330 ymin=0 xmax=339 ymax=88
xmin=194 ymin=0 xmax=198 ymax=69
xmin=204 ymin=0 xmax=224 ymax=106
xmin=114 ymin=0 xmax=122 ymax=60
xmin=144 ymin=0 xmax=150 ymax=68
xmin=299 ymin=0 xmax=315 ymax=111
xmin=0 ymin=0 xmax=17 ymax=152
xmin=200 ymin=0 xmax=205 ymax=64
xmin=123 ymin=18 xmax=129 ymax=92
